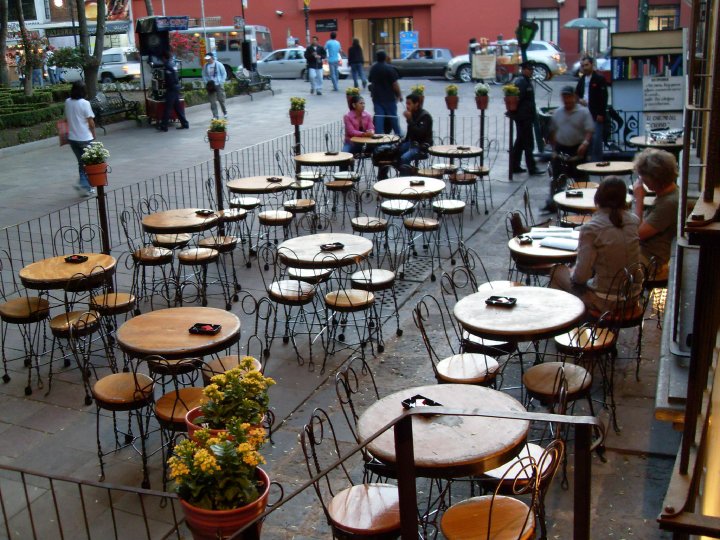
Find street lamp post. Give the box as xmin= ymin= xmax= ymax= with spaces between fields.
xmin=303 ymin=0 xmax=310 ymax=46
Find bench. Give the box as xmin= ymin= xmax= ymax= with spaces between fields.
xmin=90 ymin=90 xmax=140 ymax=134
xmin=235 ymin=73 xmax=274 ymax=101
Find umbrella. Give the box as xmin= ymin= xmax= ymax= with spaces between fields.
xmin=564 ymin=17 xmax=608 ymax=29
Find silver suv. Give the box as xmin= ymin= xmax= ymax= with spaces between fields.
xmin=445 ymin=39 xmax=567 ymax=82
xmin=60 ymin=47 xmax=142 ymax=83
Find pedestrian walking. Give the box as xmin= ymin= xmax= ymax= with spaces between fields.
xmin=45 ymin=47 xmax=58 ymax=85
xmin=348 ymin=38 xmax=367 ymax=89
xmin=158 ymin=51 xmax=189 ymax=132
xmin=368 ymin=50 xmax=402 ymax=136
xmin=304 ymin=36 xmax=326 ymax=95
xmin=325 ymin=31 xmax=341 ymax=91
xmin=575 ymin=56 xmax=609 ymax=162
xmin=509 ymin=60 xmax=543 ymax=175
xmin=65 ymin=81 xmax=96 ymax=197
xmin=202 ymin=54 xmax=228 ymax=120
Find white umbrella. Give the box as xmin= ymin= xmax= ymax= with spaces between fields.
xmin=564 ymin=17 xmax=608 ymax=29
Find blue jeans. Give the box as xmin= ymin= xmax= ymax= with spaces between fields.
xmin=350 ymin=63 xmax=366 ymax=88
xmin=373 ymin=101 xmax=402 ymax=136
xmin=69 ymin=139 xmax=93 ymax=190
xmin=328 ymin=61 xmax=339 ymax=90
xmin=398 ymin=141 xmax=423 ymax=167
xmin=309 ymin=67 xmax=323 ymax=93
xmin=342 ymin=141 xmax=364 ymax=154
xmin=31 ymin=68 xmax=44 ymax=87
xmin=590 ymin=120 xmax=604 ymax=162
xmin=47 ymin=68 xmax=58 ymax=84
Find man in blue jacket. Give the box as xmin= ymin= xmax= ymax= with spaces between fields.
xmin=325 ymin=31 xmax=341 ymax=91
xmin=202 ymin=54 xmax=228 ymax=119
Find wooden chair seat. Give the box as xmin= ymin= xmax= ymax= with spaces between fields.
xmin=433 ymin=199 xmax=466 ymax=215
xmin=463 ymin=330 xmax=516 ymax=356
xmin=0 ymin=296 xmax=50 ymax=323
xmin=351 ymin=216 xmax=388 ymax=232
xmin=90 ymin=292 xmax=136 ymax=316
xmin=417 ymin=168 xmax=444 ymax=179
xmin=588 ymin=301 xmax=645 ymax=327
xmin=645 ymin=263 xmax=669 ymax=288
xmin=178 ymin=247 xmax=219 ymax=264
xmin=284 ymin=199 xmax=316 ymax=213
xmin=269 ymin=280 xmax=316 ymax=305
xmin=202 ymin=355 xmax=263 ymax=384
xmin=133 ymin=246 xmax=173 ymax=265
xmin=465 ymin=165 xmax=490 ymax=176
xmin=198 ymin=235 xmax=238 ymax=253
xmin=432 ymin=162 xmax=458 ymax=172
xmin=441 ymin=495 xmax=535 ymax=540
xmin=437 ymin=353 xmax=499 ymax=384
xmin=333 ymin=171 xmax=360 ymax=181
xmin=483 ymin=442 xmax=547 ymax=484
xmin=297 ymin=170 xmax=324 ymax=181
xmin=523 ymin=362 xmax=591 ymax=400
xmin=448 ymin=173 xmax=477 ymax=185
xmin=350 ymin=269 xmax=395 ymax=291
xmin=403 ymin=216 xmax=440 ymax=231
xmin=513 ymin=259 xmax=557 ymax=277
xmin=568 ymin=181 xmax=599 ymax=189
xmin=49 ymin=310 xmax=100 ymax=336
xmin=380 ymin=200 xmax=415 ymax=216
xmin=287 ymin=266 xmax=333 ymax=284
xmin=325 ymin=180 xmax=354 ymax=192
xmin=92 ymin=372 xmax=154 ymax=411
xmin=147 ymin=358 xmax=202 ymax=376
xmin=258 ymin=209 xmax=293 ymax=225
xmin=217 ymin=208 xmax=248 ymax=223
xmin=325 ymin=289 xmax=374 ymax=312
xmin=154 ymin=387 xmax=207 ymax=427
xmin=560 ymin=214 xmax=589 ymax=227
xmin=153 ymin=233 xmax=191 ymax=249
xmin=288 ymin=179 xmax=315 ymax=191
xmin=554 ymin=326 xmax=617 ymax=353
xmin=327 ymin=483 xmax=400 ymax=536
xmin=230 ymin=196 xmax=261 ymax=210
xmin=476 ymin=280 xmax=523 ymax=292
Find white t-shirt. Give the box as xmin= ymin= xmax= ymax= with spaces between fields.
xmin=65 ymin=98 xmax=95 ymax=141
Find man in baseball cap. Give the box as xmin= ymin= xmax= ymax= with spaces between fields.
xmin=202 ymin=53 xmax=228 ymax=119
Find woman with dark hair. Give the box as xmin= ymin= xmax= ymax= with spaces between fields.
xmin=348 ymin=38 xmax=367 ymax=89
xmin=550 ymin=176 xmax=640 ymax=311
xmin=342 ymin=95 xmax=374 ymax=154
xmin=65 ymin=81 xmax=96 ymax=196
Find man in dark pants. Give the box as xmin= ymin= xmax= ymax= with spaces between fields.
xmin=575 ymin=56 xmax=609 ymax=162
xmin=158 ymin=51 xmax=189 ymax=132
xmin=397 ymin=93 xmax=433 ymax=175
xmin=368 ymin=50 xmax=402 ymax=136
xmin=510 ymin=61 xmax=543 ymax=175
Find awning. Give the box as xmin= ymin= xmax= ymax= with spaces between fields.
xmin=36 ymin=21 xmax=131 ymax=37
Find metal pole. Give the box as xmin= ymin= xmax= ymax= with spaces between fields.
xmin=96 ymin=186 xmax=111 ymax=255
xmin=293 ymin=124 xmax=301 ymax=174
xmin=480 ymin=109 xmax=485 ymax=167
xmin=449 ymin=108 xmax=456 ymax=145
xmin=507 ymin=115 xmax=514 ymax=181
xmin=213 ymin=149 xmax=225 ymax=236
xmin=304 ymin=5 xmax=310 ymax=46
xmin=574 ymin=423 xmax=592 ymax=539
xmin=393 ymin=415 xmax=419 ymax=540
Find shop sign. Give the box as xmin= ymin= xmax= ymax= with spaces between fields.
xmin=315 ymin=19 xmax=337 ymax=32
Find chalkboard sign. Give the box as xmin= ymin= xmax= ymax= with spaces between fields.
xmin=643 ymin=75 xmax=684 ymax=111
xmin=316 ymin=19 xmax=338 ymax=32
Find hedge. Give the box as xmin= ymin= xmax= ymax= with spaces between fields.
xmin=0 ymin=103 xmax=65 ymax=129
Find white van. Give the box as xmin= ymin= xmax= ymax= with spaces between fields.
xmin=60 ymin=47 xmax=142 ymax=83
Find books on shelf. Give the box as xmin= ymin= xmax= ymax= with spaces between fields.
xmin=611 ymin=54 xmax=682 ymax=80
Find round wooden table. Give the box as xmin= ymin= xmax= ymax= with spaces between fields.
xmin=628 ymin=135 xmax=683 ymax=152
xmin=226 ymin=175 xmax=294 ymax=194
xmin=373 ymin=177 xmax=446 ymax=200
xmin=428 ymin=144 xmax=483 ymax=159
xmin=356 ymin=384 xmax=529 ymax=478
xmin=142 ymin=208 xmax=219 ymax=234
xmin=576 ymin=161 xmax=634 ymax=176
xmin=350 ymin=134 xmax=400 ymax=146
xmin=19 ymin=253 xmax=116 ymax=290
xmin=116 ymin=306 xmax=241 ymax=359
xmin=277 ymin=233 xmax=373 ymax=269
xmin=293 ymin=151 xmax=354 ymax=167
xmin=554 ymin=188 xmax=632 ymax=213
xmin=508 ymin=237 xmax=577 ymax=265
xmin=454 ymin=286 xmax=586 ymax=342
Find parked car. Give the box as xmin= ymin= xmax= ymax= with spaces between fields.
xmin=391 ymin=48 xmax=453 ymax=77
xmin=572 ymin=51 xmax=611 ymax=77
xmin=256 ymin=47 xmax=307 ymax=79
xmin=59 ymin=47 xmax=142 ymax=83
xmin=322 ymin=52 xmax=350 ymax=79
xmin=445 ymin=39 xmax=567 ymax=82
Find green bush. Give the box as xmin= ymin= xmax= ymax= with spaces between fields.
xmin=16 ymin=128 xmax=33 ymax=144
xmin=0 ymin=103 xmax=65 ymax=129
xmin=10 ymin=93 xmax=53 ymax=104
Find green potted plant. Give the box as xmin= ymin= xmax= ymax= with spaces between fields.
xmin=410 ymin=84 xmax=425 ymax=107
xmin=169 ymin=419 xmax=271 ymax=539
xmin=207 ymin=118 xmax=228 ymax=150
xmin=474 ymin=83 xmax=490 ymax=110
xmin=289 ymin=96 xmax=306 ymax=126
xmin=185 ymin=357 xmax=276 ymax=439
xmin=80 ymin=141 xmax=110 ymax=187
xmin=502 ymin=83 xmax=520 ymax=112
xmin=445 ymin=84 xmax=459 ymax=110
xmin=345 ymin=86 xmax=361 ymax=109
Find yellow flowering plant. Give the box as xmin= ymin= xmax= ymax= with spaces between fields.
xmin=208 ymin=118 xmax=227 ymax=132
xmin=290 ymin=96 xmax=306 ymax=111
xmin=195 ymin=357 xmax=276 ymax=429
xmin=502 ymin=83 xmax=520 ymax=97
xmin=168 ymin=419 xmax=268 ymax=509
xmin=445 ymin=84 xmax=459 ymax=96
xmin=410 ymin=84 xmax=425 ymax=95
xmin=345 ymin=86 xmax=360 ymax=96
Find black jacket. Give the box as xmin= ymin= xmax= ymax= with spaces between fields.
xmin=405 ymin=108 xmax=433 ymax=148
xmin=304 ymin=45 xmax=326 ymax=70
xmin=511 ymin=74 xmax=536 ymax=121
xmin=348 ymin=43 xmax=364 ymax=64
xmin=575 ymin=71 xmax=608 ymax=120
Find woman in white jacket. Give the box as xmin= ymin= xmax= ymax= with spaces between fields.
xmin=202 ymin=54 xmax=228 ymax=120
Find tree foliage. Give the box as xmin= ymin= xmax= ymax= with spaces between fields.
xmin=170 ymin=32 xmax=201 ymax=63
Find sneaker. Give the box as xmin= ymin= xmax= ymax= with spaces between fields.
xmin=85 ymin=188 xmax=96 ymax=197
xmin=176 ymin=124 xmax=189 ymax=130
xmin=511 ymin=167 xmax=527 ymax=173
xmin=316 ymin=91 xmax=322 ymax=95
xmin=223 ymin=114 xmax=228 ymax=119
xmin=310 ymin=88 xmax=315 ymax=95
xmin=74 ymin=184 xmax=86 ymax=195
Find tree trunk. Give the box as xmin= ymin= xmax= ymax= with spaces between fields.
xmin=74 ymin=0 xmax=105 ymax=99
xmin=13 ymin=0 xmax=32 ymax=95
xmin=0 ymin=0 xmax=9 ymax=86
xmin=144 ymin=0 xmax=154 ymax=16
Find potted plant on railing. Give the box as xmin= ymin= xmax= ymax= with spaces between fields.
xmin=345 ymin=86 xmax=360 ymax=109
xmin=185 ymin=358 xmax=276 ymax=440
xmin=410 ymin=84 xmax=425 ymax=107
xmin=289 ymin=97 xmax=306 ymax=126
xmin=474 ymin=83 xmax=490 ymax=110
xmin=207 ymin=118 xmax=228 ymax=151
xmin=80 ymin=141 xmax=110 ymax=187
xmin=502 ymin=83 xmax=520 ymax=112
xmin=169 ymin=419 xmax=271 ymax=539
xmin=445 ymin=84 xmax=459 ymax=110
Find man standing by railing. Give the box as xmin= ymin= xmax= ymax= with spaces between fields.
xmin=575 ymin=56 xmax=608 ymax=162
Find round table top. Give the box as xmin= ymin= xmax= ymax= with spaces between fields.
xmin=356 ymin=384 xmax=529 ymax=478
xmin=428 ymin=144 xmax=483 ymax=158
xmin=628 ymin=135 xmax=683 ymax=149
xmin=576 ymin=161 xmax=634 ymax=176
xmin=294 ymin=151 xmax=354 ymax=166
xmin=553 ymin=188 xmax=632 ymax=212
xmin=142 ymin=208 xmax=219 ymax=234
xmin=116 ymin=307 xmax=241 ymax=359
xmin=19 ymin=253 xmax=116 ymax=290
xmin=508 ymin=237 xmax=577 ymax=264
xmin=226 ymin=175 xmax=294 ymax=194
xmin=373 ymin=177 xmax=446 ymax=200
xmin=278 ymin=233 xmax=373 ymax=269
xmin=350 ymin=134 xmax=400 ymax=146
xmin=454 ymin=286 xmax=586 ymax=342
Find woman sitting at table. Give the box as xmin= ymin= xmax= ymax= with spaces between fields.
xmin=342 ymin=95 xmax=375 ymax=154
xmin=550 ymin=176 xmax=640 ymax=312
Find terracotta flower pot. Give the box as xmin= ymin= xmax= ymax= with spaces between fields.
xmin=185 ymin=406 xmax=228 ymax=441
xmin=207 ymin=130 xmax=227 ymax=150
xmin=504 ymin=95 xmax=519 ymax=112
xmin=289 ymin=109 xmax=305 ymax=126
xmin=445 ymin=95 xmax=459 ymax=110
xmin=84 ymin=162 xmax=108 ymax=187
xmin=180 ymin=468 xmax=270 ymax=540
xmin=475 ymin=95 xmax=489 ymax=110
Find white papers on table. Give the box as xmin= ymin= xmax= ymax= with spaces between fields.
xmin=528 ymin=228 xmax=580 ymax=240
xmin=538 ymin=237 xmax=579 ymax=251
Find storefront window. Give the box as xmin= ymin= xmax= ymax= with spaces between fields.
xmin=9 ymin=0 xmax=38 ymax=20
xmin=648 ymin=7 xmax=679 ymax=31
xmin=522 ymin=9 xmax=559 ymax=44
xmin=352 ymin=17 xmax=412 ymax=63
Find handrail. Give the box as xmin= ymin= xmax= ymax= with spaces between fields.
xmin=229 ymin=406 xmax=603 ymax=540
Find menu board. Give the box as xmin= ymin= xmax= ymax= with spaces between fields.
xmin=643 ymin=75 xmax=684 ymax=111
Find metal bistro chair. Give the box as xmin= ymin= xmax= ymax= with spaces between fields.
xmin=51 ymin=224 xmax=105 ymax=257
